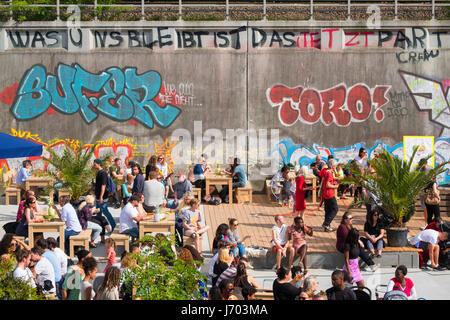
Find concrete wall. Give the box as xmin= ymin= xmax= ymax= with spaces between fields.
xmin=0 ymin=20 xmax=449 ymax=191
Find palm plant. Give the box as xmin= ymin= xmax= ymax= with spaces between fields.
xmin=343 ymin=146 xmax=448 ymax=228
xmin=42 ymin=142 xmax=97 ymax=202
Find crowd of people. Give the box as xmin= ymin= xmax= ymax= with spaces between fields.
xmin=1 ymin=148 xmax=449 ymax=301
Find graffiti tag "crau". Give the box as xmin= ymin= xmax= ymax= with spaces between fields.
xmin=267 ymin=83 xmax=391 ymax=127
xmin=11 ymin=63 xmax=181 ymax=128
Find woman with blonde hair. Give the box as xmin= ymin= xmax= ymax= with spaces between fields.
xmin=122 ymin=173 xmax=134 ymax=205
xmin=302 ymin=275 xmax=319 ymax=300
xmin=212 ymin=247 xmax=232 ymax=286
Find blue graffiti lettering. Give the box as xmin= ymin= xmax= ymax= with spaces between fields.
xmin=11 ymin=63 xmax=181 ymax=128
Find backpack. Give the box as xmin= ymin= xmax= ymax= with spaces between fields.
xmin=106 ymin=175 xmax=116 ymax=193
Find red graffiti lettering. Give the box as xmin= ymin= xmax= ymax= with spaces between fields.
xmin=323 ymin=29 xmax=340 ymax=49
xmin=267 ymin=83 xmax=391 ymax=127
xmin=346 ymin=84 xmax=372 ymax=121
xmin=321 ymin=85 xmax=351 ymax=126
xmin=345 ymin=32 xmax=360 ymax=47
xmin=0 ymin=83 xmax=18 ymax=105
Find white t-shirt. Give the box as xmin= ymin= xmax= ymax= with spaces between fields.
xmin=119 ymin=202 xmax=138 ymax=233
xmin=271 ymin=224 xmax=288 ymax=246
xmin=35 ymin=257 xmax=56 ymax=294
xmin=53 ymin=247 xmax=68 ymax=276
xmin=354 ymin=155 xmax=368 ymax=168
xmin=156 ymin=162 xmax=168 ymax=177
xmin=13 ymin=267 xmax=36 ymax=288
xmin=61 ymin=203 xmax=82 ymax=232
xmin=143 ymin=180 xmax=165 ymax=207
xmin=81 ymin=281 xmax=94 ymax=300
xmin=209 ymin=253 xmax=219 ymax=277
xmin=411 ymin=229 xmax=439 ymax=245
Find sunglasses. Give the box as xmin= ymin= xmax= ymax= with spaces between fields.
xmin=233 ymin=224 xmax=239 ymax=226
xmin=10 ymin=242 xmax=17 ymax=247
xmin=346 ymin=216 xmax=353 ymax=220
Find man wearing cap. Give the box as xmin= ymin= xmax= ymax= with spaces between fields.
xmin=93 ymin=159 xmax=116 ymax=232
xmin=119 ymin=195 xmax=152 ymax=238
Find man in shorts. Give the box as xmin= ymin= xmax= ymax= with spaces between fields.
xmin=271 ymin=215 xmax=295 ymax=270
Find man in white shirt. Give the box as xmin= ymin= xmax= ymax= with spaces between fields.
xmin=143 ymin=171 xmax=166 ymax=213
xmin=13 ymin=249 xmax=36 ymax=289
xmin=47 ymin=237 xmax=68 ymax=276
xmin=119 ymin=195 xmax=152 ymax=238
xmin=410 ymin=229 xmax=448 ymax=269
xmin=271 ymin=215 xmax=294 ymax=270
xmin=52 ymin=195 xmax=82 ymax=254
xmin=30 ymin=247 xmax=56 ymax=296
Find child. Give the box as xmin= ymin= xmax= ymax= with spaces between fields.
xmin=281 ymin=171 xmax=296 ymax=208
xmin=101 ymin=238 xmax=116 ymax=273
xmin=294 ymin=166 xmax=315 ymax=218
xmin=288 ymin=216 xmax=313 ymax=272
xmin=81 ymin=257 xmax=98 ymax=300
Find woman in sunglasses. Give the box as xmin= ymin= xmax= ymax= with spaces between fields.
xmin=15 ymin=197 xmax=44 ymax=240
xmin=0 ymin=233 xmax=30 ymax=261
xmin=361 ymin=210 xmax=385 ymax=258
xmin=336 ymin=210 xmax=378 ymax=272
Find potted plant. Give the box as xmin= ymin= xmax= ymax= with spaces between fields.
xmin=42 ymin=142 xmax=98 ymax=206
xmin=343 ymin=146 xmax=448 ymax=247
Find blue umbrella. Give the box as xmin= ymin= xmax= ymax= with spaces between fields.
xmin=0 ymin=132 xmax=43 ymax=159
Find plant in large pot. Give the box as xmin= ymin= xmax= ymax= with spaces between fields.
xmin=343 ymin=146 xmax=448 ymax=247
xmin=42 ymin=142 xmax=98 ymax=206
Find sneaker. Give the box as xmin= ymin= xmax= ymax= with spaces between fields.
xmin=369 ymin=264 xmax=379 ymax=272
xmin=247 ymin=263 xmax=254 ymax=270
xmin=323 ymin=226 xmax=334 ymax=232
xmin=427 ymin=260 xmax=432 ymax=266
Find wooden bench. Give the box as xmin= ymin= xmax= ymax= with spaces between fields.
xmin=110 ymin=224 xmax=130 ymax=252
xmin=69 ymin=229 xmax=92 ymax=258
xmin=5 ymin=187 xmax=21 ymax=205
xmin=235 ymin=182 xmax=253 ymax=204
xmin=192 ymin=188 xmax=202 ymax=200
xmin=265 ymin=180 xmax=274 ymax=202
xmin=183 ymin=234 xmax=202 ymax=252
xmin=255 ymin=290 xmax=274 ymax=300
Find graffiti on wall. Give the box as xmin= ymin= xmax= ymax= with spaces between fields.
xmin=7 ymin=63 xmax=185 ymax=129
xmin=399 ymin=70 xmax=450 ymax=137
xmin=266 ymin=83 xmax=391 ymax=127
xmin=271 ymin=138 xmax=450 ymax=185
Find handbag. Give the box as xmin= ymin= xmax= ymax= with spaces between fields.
xmin=425 ymin=189 xmax=440 ymax=205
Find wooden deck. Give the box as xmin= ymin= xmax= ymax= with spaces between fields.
xmin=203 ymin=194 xmax=450 ymax=254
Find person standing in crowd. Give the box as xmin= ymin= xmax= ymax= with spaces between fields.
xmin=386 ymin=265 xmax=417 ymax=300
xmin=131 ymin=163 xmax=145 ymax=195
xmin=353 ymin=147 xmax=368 ymax=204
xmin=294 ymin=166 xmax=315 ymax=218
xmin=418 ymin=158 xmax=430 ymax=230
xmin=143 ymin=171 xmax=166 ymax=213
xmin=343 ymin=228 xmax=365 ymax=288
xmin=271 ymin=215 xmax=294 ymax=270
xmin=16 ymin=160 xmax=32 ymax=198
xmin=424 ymin=176 xmax=441 ymax=225
xmin=326 ymin=270 xmax=357 ymax=300
xmin=228 ymin=218 xmax=251 ymax=260
xmin=93 ymin=158 xmax=116 ymax=232
xmin=52 ymin=195 xmax=82 ymax=254
xmin=81 ymin=257 xmax=98 ymax=300
xmin=336 ymin=211 xmax=378 ymax=272
xmin=30 ymin=247 xmax=56 ymax=297
xmin=109 ymin=157 xmax=124 ymax=209
xmin=361 ymin=210 xmax=385 ymax=258
xmin=101 ymin=238 xmax=116 ymax=273
xmin=321 ymin=159 xmax=339 ymax=232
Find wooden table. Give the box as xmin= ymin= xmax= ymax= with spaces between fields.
xmin=139 ymin=209 xmax=176 ymax=239
xmin=304 ymin=175 xmax=317 ymax=204
xmin=205 ymin=173 xmax=233 ymax=204
xmin=25 ymin=176 xmax=54 ymax=198
xmin=28 ymin=219 xmax=65 ymax=250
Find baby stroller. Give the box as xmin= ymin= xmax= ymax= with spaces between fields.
xmin=375 ymin=285 xmax=408 ymax=300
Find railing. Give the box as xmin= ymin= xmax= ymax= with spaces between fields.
xmin=0 ymin=0 xmax=448 ymax=21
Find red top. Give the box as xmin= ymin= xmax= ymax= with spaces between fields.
xmin=390 ymin=277 xmax=414 ymax=297
xmin=425 ymin=222 xmax=441 ymax=232
xmin=322 ymin=170 xmax=336 ymax=200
